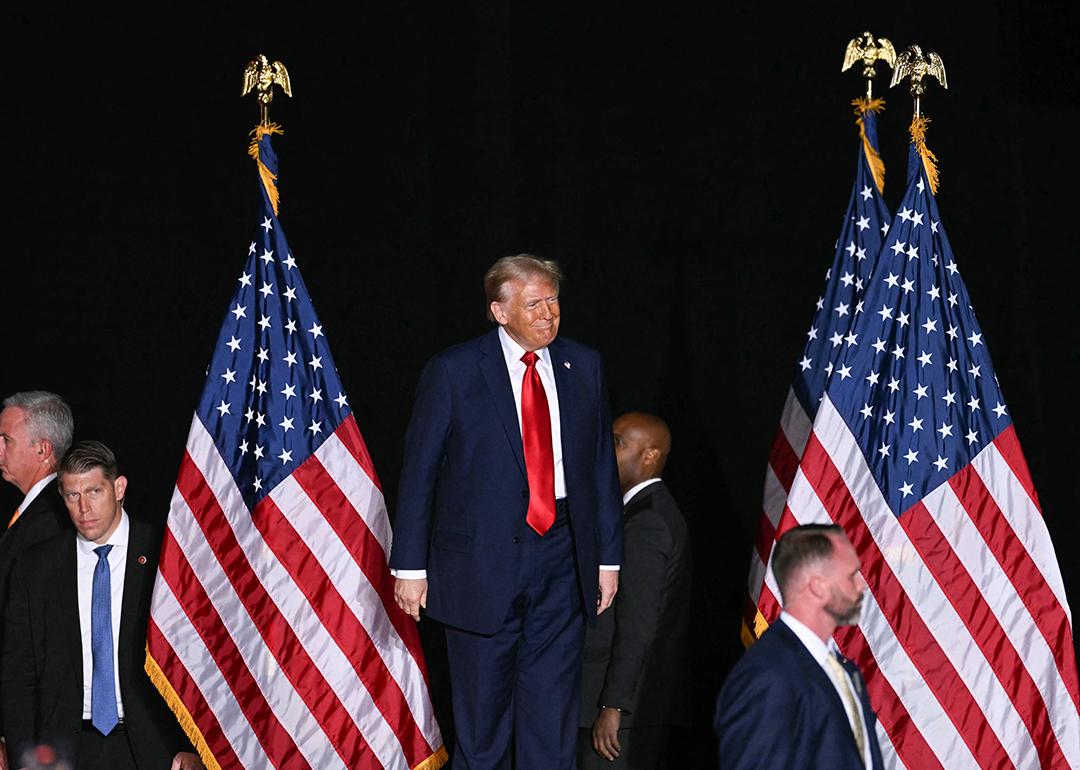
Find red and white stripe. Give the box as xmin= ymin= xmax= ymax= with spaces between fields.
xmin=748 ymin=395 xmax=1080 ymax=769
xmin=149 ymin=413 xmax=444 ymax=770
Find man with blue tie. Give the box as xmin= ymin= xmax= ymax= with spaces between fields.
xmin=714 ymin=524 xmax=885 ymax=770
xmin=1 ymin=441 xmax=202 ymax=770
xmin=391 ymin=254 xmax=624 ymax=769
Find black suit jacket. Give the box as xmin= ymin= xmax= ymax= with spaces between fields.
xmin=1 ymin=514 xmax=191 ymax=768
xmin=0 ymin=483 xmax=69 ymax=609
xmin=714 ymin=619 xmax=885 ymax=770
xmin=580 ymin=480 xmax=691 ymax=728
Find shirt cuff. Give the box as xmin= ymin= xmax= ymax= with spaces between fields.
xmin=390 ymin=569 xmax=428 ymax=579
xmin=598 ymin=564 xmax=620 ymax=571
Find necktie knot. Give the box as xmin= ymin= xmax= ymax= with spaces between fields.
xmin=521 ymin=351 xmax=539 ymax=367
xmin=94 ymin=544 xmax=113 ymax=561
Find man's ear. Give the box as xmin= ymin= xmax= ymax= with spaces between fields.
xmin=490 ymin=301 xmax=508 ymax=325
xmin=38 ymin=437 xmax=54 ymax=461
xmin=642 ymin=447 xmax=660 ymax=471
xmin=113 ymin=475 xmax=129 ymax=503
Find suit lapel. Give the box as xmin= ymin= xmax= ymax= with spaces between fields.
xmin=58 ymin=536 xmax=83 ymax=691
xmin=118 ymin=518 xmax=154 ymax=693
xmin=477 ymin=330 xmax=528 ymax=480
xmin=549 ymin=338 xmax=576 ymax=472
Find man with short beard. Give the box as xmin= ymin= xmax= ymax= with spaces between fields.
xmin=714 ymin=524 xmax=884 ymax=770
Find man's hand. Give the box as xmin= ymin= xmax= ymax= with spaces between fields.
xmin=170 ymin=751 xmax=205 ymax=770
xmin=597 ymin=570 xmax=618 ymax=615
xmin=591 ymin=707 xmax=622 ymax=761
xmin=394 ymin=578 xmax=428 ymax=621
xmin=0 ymin=738 xmax=9 ymax=770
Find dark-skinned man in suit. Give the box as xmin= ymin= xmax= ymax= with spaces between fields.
xmin=2 ymin=441 xmax=203 ymax=770
xmin=579 ymin=413 xmax=691 ymax=769
xmin=714 ymin=524 xmax=884 ymax=770
xmin=0 ymin=391 xmax=73 ymax=770
xmin=391 ymin=254 xmax=624 ymax=769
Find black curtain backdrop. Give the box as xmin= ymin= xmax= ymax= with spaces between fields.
xmin=5 ymin=4 xmax=1077 ymax=765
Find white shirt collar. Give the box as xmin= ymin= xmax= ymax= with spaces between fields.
xmin=779 ymin=610 xmax=840 ymax=664
xmin=19 ymin=472 xmax=58 ymax=513
xmin=76 ymin=509 xmax=130 ymax=555
xmin=622 ymin=478 xmax=662 ymax=506
xmin=498 ymin=326 xmax=551 ymax=369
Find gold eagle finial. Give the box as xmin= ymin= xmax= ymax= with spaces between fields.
xmin=842 ymin=31 xmax=896 ymax=100
xmin=890 ymin=45 xmax=947 ymax=117
xmin=242 ymin=54 xmax=293 ymax=125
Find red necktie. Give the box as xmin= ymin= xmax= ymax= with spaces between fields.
xmin=521 ymin=351 xmax=556 ymax=535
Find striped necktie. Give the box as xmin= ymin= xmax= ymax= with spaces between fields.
xmin=825 ymin=651 xmax=866 ymax=758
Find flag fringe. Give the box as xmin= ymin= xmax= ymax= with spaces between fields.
xmin=852 ymin=98 xmax=886 ymax=195
xmin=909 ymin=116 xmax=940 ymax=194
xmin=248 ymin=123 xmax=284 ymax=215
xmin=145 ymin=648 xmax=223 ymax=770
xmin=413 ymin=745 xmax=450 ymax=770
xmin=740 ymin=609 xmax=771 ymax=649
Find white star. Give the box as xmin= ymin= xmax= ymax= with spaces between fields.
xmin=260 ymin=249 xmax=274 ymax=265
xmin=239 ymin=272 xmax=252 ymax=287
xmin=835 ymin=302 xmax=849 ymax=318
xmin=244 ymin=407 xmax=255 ymax=423
xmin=309 ymin=323 xmax=324 ymax=339
xmin=798 ymin=356 xmax=812 ymax=371
xmin=993 ymin=402 xmax=1008 ymax=418
xmin=946 ymin=325 xmax=959 ymax=341
xmin=841 ymin=272 xmax=855 ymax=287
xmin=887 ymin=377 xmax=900 ymax=393
xmin=946 ymin=260 xmax=958 ymax=275
xmin=860 ymin=403 xmax=874 ymax=419
xmin=922 ymin=318 xmax=938 ymax=334
xmin=278 ymin=448 xmax=293 ymax=465
xmin=256 ymin=379 xmax=268 ymax=394
xmin=969 ymin=364 xmax=982 ymax=379
xmin=911 ymin=211 xmax=924 ymax=227
xmin=918 ymin=351 xmax=933 ymax=367
xmin=257 ymin=348 xmax=269 ymax=363
xmin=254 ymin=444 xmax=265 ymax=459
xmin=283 ymin=351 xmax=297 ymax=367
xmin=904 ymin=449 xmax=919 ymax=465
xmin=948 ymin=292 xmax=959 ymax=307
xmin=872 ymin=338 xmax=887 ymax=354
xmin=926 ymin=286 xmax=941 ymax=300
xmin=816 ymin=296 xmax=825 ymax=311
xmin=901 ymin=278 xmax=915 ymax=294
xmin=898 ymin=207 xmax=913 ymax=222
xmin=283 ymin=253 xmax=297 ymax=269
xmin=260 ymin=282 xmax=274 ymax=298
xmin=890 ymin=241 xmax=907 ymax=256
xmin=913 ymin=384 xmax=928 ymax=400
xmin=308 ymin=420 xmax=323 ymax=435
xmin=861 ymin=185 xmax=873 ymax=200
xmin=309 ymin=388 xmax=323 ymax=403
xmin=281 ymin=383 xmax=296 ymax=400
xmin=967 ymin=396 xmax=981 ymax=412
xmin=261 ymin=216 xmax=273 ymax=232
xmin=943 ymin=390 xmax=957 ymax=406
xmin=335 ymin=392 xmax=348 ymax=408
xmin=892 ymin=344 xmax=905 ymax=359
xmin=855 ymin=247 xmax=867 ymax=262
xmin=909 ymin=416 xmax=924 ymax=432
xmin=239 ymin=440 xmax=249 ymax=455
xmin=227 ymin=336 xmax=242 ymax=352
xmin=931 ymin=219 xmax=939 ymax=233
xmin=897 ymin=311 xmax=910 ymax=327
xmin=881 ymin=221 xmax=889 ymax=236
xmin=283 ymin=286 xmax=297 ymax=301
xmin=838 ymin=365 xmax=852 ymax=380
xmin=253 ymin=477 xmax=263 ymax=491
xmin=830 ymin=332 xmax=844 ymax=348
xmin=824 ymin=362 xmax=835 ymax=376
xmin=917 ymin=179 xmax=926 ymax=193
xmin=938 ymin=422 xmax=953 ymax=439
xmin=285 ymin=319 xmax=297 ymax=334
xmin=877 ymin=305 xmax=893 ymax=322
xmin=221 ymin=369 xmax=236 ymax=384
xmin=933 ymin=455 xmax=949 ymax=471
xmin=807 ymin=326 xmax=819 ymax=341
xmin=845 ymin=332 xmax=858 ymax=346
xmin=846 ymin=242 xmax=856 ymax=256
xmin=906 ymin=245 xmax=919 ymax=260
xmin=216 ymin=400 xmax=231 ymax=417
xmin=309 ymin=355 xmax=323 ymax=371
xmin=966 ymin=429 xmax=979 ymax=445
xmin=248 ymin=241 xmax=256 ymax=255
xmin=883 ymin=410 xmax=896 ymax=426
xmin=856 ymin=216 xmax=870 ymax=231
xmin=946 ymin=357 xmax=958 ymax=373
xmin=258 ymin=315 xmax=271 ymax=331
xmin=878 ymin=442 xmax=891 ymax=458
xmin=231 ymin=303 xmax=247 ymax=320
xmin=279 ymin=416 xmax=295 ymax=432
xmin=255 ymin=413 xmax=266 ymax=428
xmin=866 ymin=371 xmax=880 ymax=386
xmin=900 ymin=481 xmax=915 ymax=497
xmin=968 ymin=331 xmax=983 ymax=347
xmin=884 ymin=272 xmax=900 ymax=288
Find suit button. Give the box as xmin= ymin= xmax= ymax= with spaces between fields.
xmin=512 ymin=537 xmax=521 ymax=544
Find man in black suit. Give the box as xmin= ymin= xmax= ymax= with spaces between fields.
xmin=0 ymin=391 xmax=73 ymax=770
xmin=1 ymin=441 xmax=203 ymax=770
xmin=714 ymin=524 xmax=884 ymax=770
xmin=579 ymin=412 xmax=690 ymax=769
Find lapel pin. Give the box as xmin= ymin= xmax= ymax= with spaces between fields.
xmin=138 ymin=555 xmax=148 ymax=565
xmin=564 ymin=361 xmax=571 ymax=369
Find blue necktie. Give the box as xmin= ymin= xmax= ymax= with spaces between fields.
xmin=91 ymin=544 xmax=119 ymax=735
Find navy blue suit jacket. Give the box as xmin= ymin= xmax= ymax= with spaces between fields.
xmin=390 ymin=329 xmax=623 ymax=634
xmin=714 ymin=619 xmax=884 ymax=770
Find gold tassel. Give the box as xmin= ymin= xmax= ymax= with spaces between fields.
xmin=145 ymin=648 xmax=223 ymax=770
xmin=909 ymin=115 xmax=940 ymax=194
xmin=247 ymin=123 xmax=285 ymax=215
xmin=740 ymin=609 xmax=771 ymax=649
xmin=852 ymin=98 xmax=887 ymax=195
xmin=413 ymin=745 xmax=451 ymax=770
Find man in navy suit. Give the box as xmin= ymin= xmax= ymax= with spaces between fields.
xmin=714 ymin=524 xmax=884 ymax=770
xmin=391 ymin=254 xmax=624 ymax=769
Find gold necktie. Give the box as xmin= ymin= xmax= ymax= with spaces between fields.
xmin=7 ymin=507 xmax=21 ymax=529
xmin=825 ymin=652 xmax=866 ymax=758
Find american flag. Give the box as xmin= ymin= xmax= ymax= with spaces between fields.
xmin=743 ymin=101 xmax=891 ymax=645
xmin=755 ymin=123 xmax=1080 ymax=768
xmin=146 ymin=126 xmax=447 ymax=770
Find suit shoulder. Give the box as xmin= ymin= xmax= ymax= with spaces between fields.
xmin=11 ymin=530 xmax=71 ymax=575
xmin=551 ymin=335 xmax=601 ymax=361
xmin=424 ymin=332 xmax=492 ymax=368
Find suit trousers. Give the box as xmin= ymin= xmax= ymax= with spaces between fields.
xmin=444 ymin=500 xmax=585 ymax=770
xmin=77 ymin=721 xmax=139 ymax=770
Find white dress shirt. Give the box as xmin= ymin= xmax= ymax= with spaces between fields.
xmin=77 ymin=511 xmax=129 ymax=719
xmin=779 ymin=612 xmax=872 ymax=769
xmin=622 ymin=478 xmax=661 ymax=506
xmin=17 ymin=472 xmax=58 ymax=515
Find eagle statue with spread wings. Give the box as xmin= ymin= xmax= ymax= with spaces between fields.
xmin=890 ymin=45 xmax=948 ymax=96
xmin=242 ymin=54 xmax=292 ymax=124
xmin=842 ymin=31 xmax=897 ymax=80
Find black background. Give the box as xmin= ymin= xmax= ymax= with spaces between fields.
xmin=4 ymin=3 xmax=1078 ymax=765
